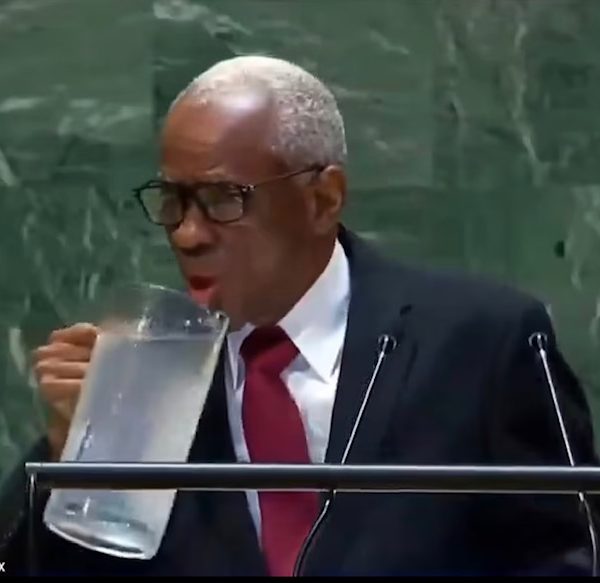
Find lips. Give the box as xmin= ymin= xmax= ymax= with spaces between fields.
xmin=187 ymin=275 xmax=218 ymax=306
xmin=188 ymin=275 xmax=215 ymax=289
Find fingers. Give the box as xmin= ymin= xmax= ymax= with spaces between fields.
xmin=37 ymin=378 xmax=83 ymax=402
xmin=49 ymin=322 xmax=99 ymax=346
xmin=32 ymin=323 xmax=98 ymax=380
xmin=33 ymin=342 xmax=94 ymax=364
xmin=35 ymin=359 xmax=89 ymax=381
xmin=32 ymin=322 xmax=98 ymax=461
xmin=32 ymin=323 xmax=95 ymax=406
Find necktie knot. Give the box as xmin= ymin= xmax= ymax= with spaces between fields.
xmin=240 ymin=325 xmax=298 ymax=376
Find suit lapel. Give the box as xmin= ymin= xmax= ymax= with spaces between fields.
xmin=325 ymin=229 xmax=417 ymax=465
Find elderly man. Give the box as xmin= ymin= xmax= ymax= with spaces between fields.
xmin=2 ymin=55 xmax=599 ymax=576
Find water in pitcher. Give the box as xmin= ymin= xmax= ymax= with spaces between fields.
xmin=43 ymin=329 xmax=221 ymax=559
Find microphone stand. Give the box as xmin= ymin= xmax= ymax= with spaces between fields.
xmin=529 ymin=332 xmax=598 ymax=577
xmin=292 ymin=334 xmax=397 ymax=576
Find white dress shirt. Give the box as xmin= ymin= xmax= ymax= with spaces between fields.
xmin=224 ymin=239 xmax=351 ymax=537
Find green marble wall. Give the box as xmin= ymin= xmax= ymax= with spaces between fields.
xmin=1 ymin=0 xmax=600 ymax=491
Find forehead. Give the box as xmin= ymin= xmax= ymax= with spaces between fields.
xmin=160 ymin=90 xmax=286 ymax=182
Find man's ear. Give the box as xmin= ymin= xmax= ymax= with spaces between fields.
xmin=310 ymin=165 xmax=346 ymax=235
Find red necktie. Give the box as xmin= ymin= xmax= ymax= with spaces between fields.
xmin=240 ymin=326 xmax=319 ymax=577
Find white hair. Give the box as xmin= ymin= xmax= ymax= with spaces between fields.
xmin=172 ymin=55 xmax=347 ymax=168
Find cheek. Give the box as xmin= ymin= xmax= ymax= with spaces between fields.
xmin=276 ymin=192 xmax=315 ymax=241
xmin=218 ymin=191 xmax=309 ymax=285
xmin=224 ymin=227 xmax=281 ymax=281
xmin=217 ymin=229 xmax=288 ymax=311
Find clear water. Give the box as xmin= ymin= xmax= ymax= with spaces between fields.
xmin=43 ymin=331 xmax=221 ymax=559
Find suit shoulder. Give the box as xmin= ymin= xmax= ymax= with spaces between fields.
xmin=388 ymin=260 xmax=546 ymax=322
xmin=344 ymin=231 xmax=546 ymax=325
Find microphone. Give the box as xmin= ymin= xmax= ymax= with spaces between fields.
xmin=340 ymin=333 xmax=397 ymax=466
xmin=292 ymin=332 xmax=398 ymax=577
xmin=528 ymin=331 xmax=598 ymax=576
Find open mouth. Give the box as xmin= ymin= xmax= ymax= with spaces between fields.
xmin=187 ymin=275 xmax=218 ymax=306
xmin=188 ymin=275 xmax=215 ymax=290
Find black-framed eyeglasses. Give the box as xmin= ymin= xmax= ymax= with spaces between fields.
xmin=132 ymin=164 xmax=324 ymax=227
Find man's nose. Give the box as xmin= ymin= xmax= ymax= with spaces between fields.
xmin=168 ymin=202 xmax=216 ymax=251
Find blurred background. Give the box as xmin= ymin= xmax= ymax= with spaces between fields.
xmin=1 ymin=0 xmax=600 ymax=495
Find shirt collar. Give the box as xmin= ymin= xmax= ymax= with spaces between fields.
xmin=226 ymin=239 xmax=350 ymax=387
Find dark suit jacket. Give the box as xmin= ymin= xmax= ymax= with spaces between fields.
xmin=2 ymin=227 xmax=599 ymax=576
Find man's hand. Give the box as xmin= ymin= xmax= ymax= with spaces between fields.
xmin=32 ymin=323 xmax=99 ymax=461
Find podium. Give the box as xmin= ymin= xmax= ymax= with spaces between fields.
xmin=23 ymin=462 xmax=600 ymax=576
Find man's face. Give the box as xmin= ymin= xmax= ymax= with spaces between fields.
xmin=158 ymin=89 xmax=343 ymax=329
